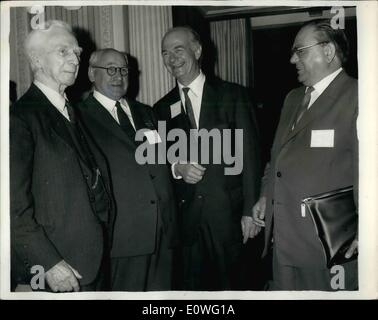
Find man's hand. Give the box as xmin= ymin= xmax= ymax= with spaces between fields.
xmin=241 ymin=216 xmax=261 ymax=244
xmin=175 ymin=163 xmax=206 ymax=184
xmin=345 ymin=238 xmax=358 ymax=259
xmin=252 ymin=197 xmax=266 ymax=227
xmin=45 ymin=260 xmax=82 ymax=292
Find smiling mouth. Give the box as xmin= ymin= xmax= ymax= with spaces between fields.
xmin=172 ymin=63 xmax=184 ymax=70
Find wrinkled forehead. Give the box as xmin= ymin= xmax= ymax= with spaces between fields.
xmin=99 ymin=50 xmax=128 ymax=66
xmin=162 ymin=30 xmax=191 ymax=49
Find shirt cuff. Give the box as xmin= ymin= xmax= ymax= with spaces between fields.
xmin=171 ymin=162 xmax=183 ymax=179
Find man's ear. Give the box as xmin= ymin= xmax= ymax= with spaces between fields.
xmin=30 ymin=51 xmax=42 ymax=70
xmin=323 ymin=42 xmax=337 ymax=63
xmin=88 ymin=67 xmax=95 ymax=82
xmin=194 ymin=44 xmax=202 ymax=61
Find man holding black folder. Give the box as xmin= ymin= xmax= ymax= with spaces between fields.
xmin=252 ymin=19 xmax=358 ymax=290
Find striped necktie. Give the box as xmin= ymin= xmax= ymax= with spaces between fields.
xmin=292 ymin=86 xmax=314 ymax=129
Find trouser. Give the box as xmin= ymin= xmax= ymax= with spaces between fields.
xmin=180 ymin=226 xmax=243 ymax=291
xmin=269 ymin=245 xmax=358 ymax=291
xmin=110 ymin=227 xmax=173 ymax=291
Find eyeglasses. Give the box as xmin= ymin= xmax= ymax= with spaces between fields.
xmin=291 ymin=41 xmax=329 ymax=58
xmin=92 ymin=66 xmax=129 ymax=77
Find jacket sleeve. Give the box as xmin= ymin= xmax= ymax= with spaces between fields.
xmin=10 ymin=112 xmax=62 ymax=281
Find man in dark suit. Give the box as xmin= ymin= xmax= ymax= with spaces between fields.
xmin=252 ymin=19 xmax=358 ymax=290
xmin=11 ymin=20 xmax=112 ymax=292
xmin=78 ymin=48 xmax=177 ymax=291
xmin=154 ymin=27 xmax=261 ymax=290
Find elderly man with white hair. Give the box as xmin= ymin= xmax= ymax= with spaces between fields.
xmin=10 ymin=20 xmax=113 ymax=292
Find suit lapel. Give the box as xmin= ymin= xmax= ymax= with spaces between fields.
xmin=85 ymin=95 xmax=137 ymax=149
xmin=282 ymin=71 xmax=348 ymax=146
xmin=30 ymin=85 xmax=79 ymax=154
xmin=127 ymin=99 xmax=155 ymax=131
xmin=278 ymin=87 xmax=305 ymax=147
xmin=198 ymin=80 xmax=219 ymax=129
xmin=167 ymin=87 xmax=191 ymax=131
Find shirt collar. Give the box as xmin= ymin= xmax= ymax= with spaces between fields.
xmin=178 ymin=71 xmax=206 ymax=97
xmin=34 ymin=80 xmax=67 ymax=112
xmin=93 ymin=90 xmax=128 ymax=112
xmin=312 ymin=67 xmax=343 ymax=94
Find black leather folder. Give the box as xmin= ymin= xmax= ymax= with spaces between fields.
xmin=303 ymin=186 xmax=358 ymax=268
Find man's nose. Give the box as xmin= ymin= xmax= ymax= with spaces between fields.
xmin=290 ymin=52 xmax=299 ymax=64
xmin=168 ymin=52 xmax=178 ymax=63
xmin=113 ymin=69 xmax=123 ymax=79
xmin=67 ymin=52 xmax=80 ymax=66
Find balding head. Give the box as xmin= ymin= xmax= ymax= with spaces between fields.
xmin=161 ymin=26 xmax=202 ymax=86
xmin=88 ymin=48 xmax=129 ymax=100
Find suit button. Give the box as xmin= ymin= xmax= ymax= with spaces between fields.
xmin=197 ymin=195 xmax=203 ymax=199
xmin=181 ymin=199 xmax=186 ymax=204
xmin=277 ymin=171 xmax=282 ymax=177
xmin=150 ymin=200 xmax=156 ymax=204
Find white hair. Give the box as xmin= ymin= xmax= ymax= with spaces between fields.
xmin=24 ymin=20 xmax=74 ymax=72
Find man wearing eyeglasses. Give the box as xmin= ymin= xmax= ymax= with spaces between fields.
xmin=78 ymin=48 xmax=178 ymax=291
xmin=252 ymin=19 xmax=358 ymax=290
xmin=11 ymin=20 xmax=113 ymax=292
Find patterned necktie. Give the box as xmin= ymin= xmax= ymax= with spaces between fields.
xmin=182 ymin=87 xmax=197 ymax=129
xmin=293 ymin=86 xmax=314 ymax=129
xmin=115 ymin=101 xmax=135 ymax=139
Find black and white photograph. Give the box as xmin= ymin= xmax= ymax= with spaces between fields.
xmin=0 ymin=0 xmax=377 ymax=301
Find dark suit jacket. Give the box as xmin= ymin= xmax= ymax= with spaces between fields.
xmin=261 ymin=70 xmax=358 ymax=268
xmin=10 ymin=84 xmax=113 ymax=285
xmin=154 ymin=77 xmax=261 ymax=246
xmin=78 ymin=94 xmax=178 ymax=258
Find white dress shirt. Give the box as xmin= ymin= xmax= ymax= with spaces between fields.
xmin=177 ymin=71 xmax=206 ymax=128
xmin=93 ymin=90 xmax=136 ymax=129
xmin=307 ymin=67 xmax=343 ymax=109
xmin=34 ymin=80 xmax=70 ymax=121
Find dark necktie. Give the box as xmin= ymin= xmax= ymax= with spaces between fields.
xmin=115 ymin=101 xmax=135 ymax=139
xmin=182 ymin=87 xmax=197 ymax=129
xmin=65 ymin=100 xmax=76 ymax=123
xmin=292 ymin=86 xmax=314 ymax=129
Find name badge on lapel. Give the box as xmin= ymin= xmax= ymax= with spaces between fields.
xmin=170 ymin=101 xmax=181 ymax=119
xmin=310 ymin=130 xmax=334 ymax=148
xmin=144 ymin=129 xmax=162 ymax=144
